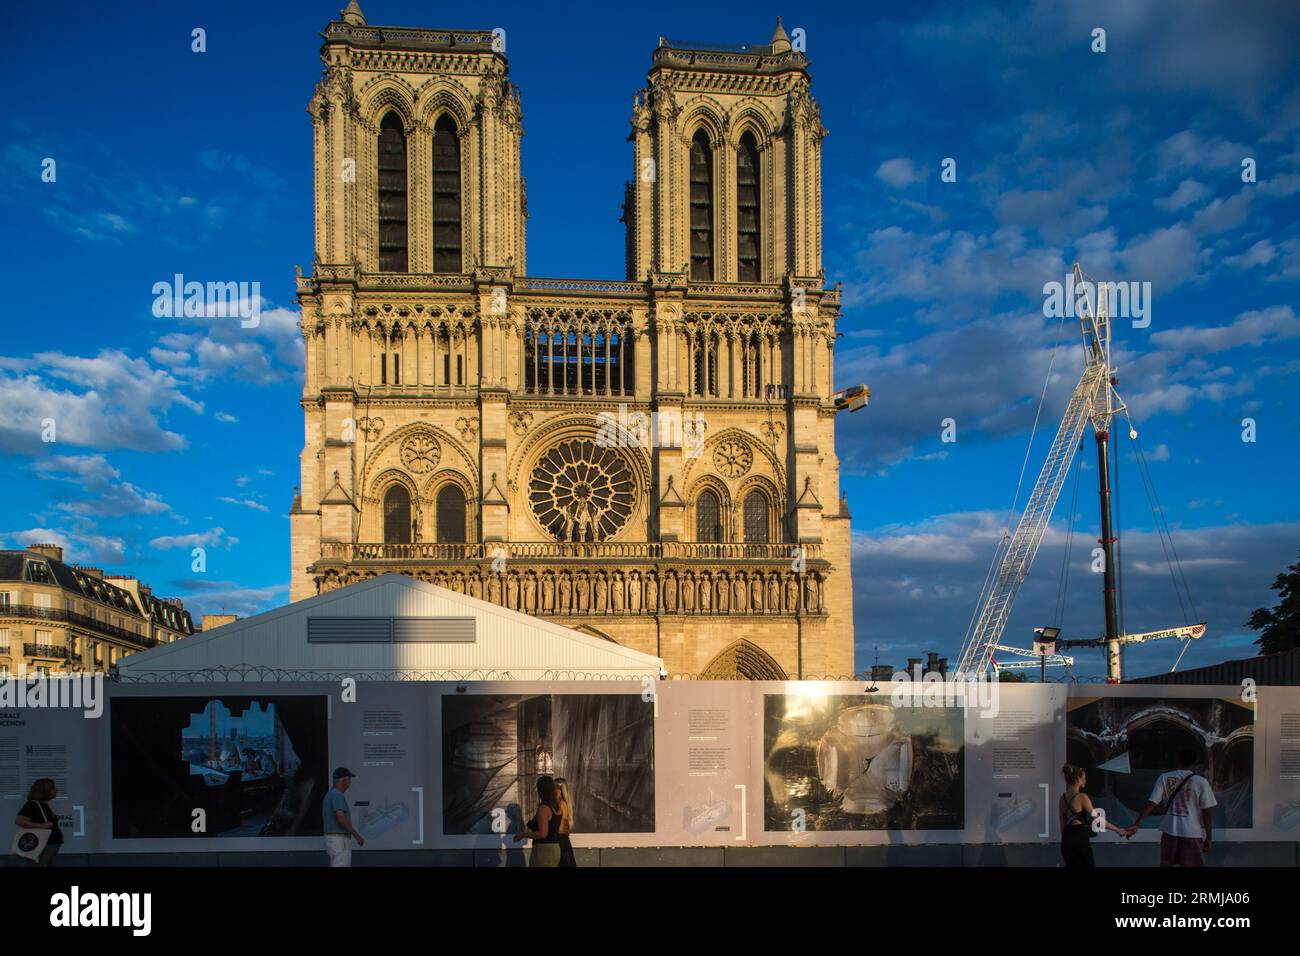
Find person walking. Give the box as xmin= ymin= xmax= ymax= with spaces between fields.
xmin=555 ymin=777 xmax=577 ymax=867
xmin=323 ymin=767 xmax=364 ymax=867
xmin=14 ymin=778 xmax=63 ymax=867
xmin=1126 ymin=748 xmax=1216 ymax=866
xmin=512 ymin=775 xmax=563 ymax=867
xmin=1059 ymin=764 xmax=1127 ymax=867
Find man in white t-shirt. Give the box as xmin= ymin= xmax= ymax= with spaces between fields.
xmin=1126 ymin=748 xmax=1217 ymax=866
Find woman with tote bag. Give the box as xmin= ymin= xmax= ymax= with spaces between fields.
xmin=12 ymin=778 xmax=63 ymax=866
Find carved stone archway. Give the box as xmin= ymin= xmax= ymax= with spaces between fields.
xmin=699 ymin=639 xmax=787 ymax=680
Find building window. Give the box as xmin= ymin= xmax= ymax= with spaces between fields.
xmin=743 ymin=490 xmax=770 ymax=543
xmin=528 ymin=441 xmax=635 ymax=542
xmin=0 ymin=591 xmax=8 ymax=611
xmin=691 ymin=329 xmax=719 ymax=397
xmin=524 ymin=313 xmax=634 ymax=396
xmin=436 ymin=485 xmax=468 ymax=543
xmin=380 ymin=352 xmax=401 ymax=386
xmin=383 ymin=485 xmax=412 ymax=545
xmin=696 ymin=490 xmax=722 ymax=543
xmin=689 ymin=131 xmax=714 ymax=281
xmin=377 ymin=112 xmax=409 ymax=272
xmin=432 ymin=115 xmax=462 ymax=274
xmin=736 ymin=132 xmax=761 ymax=282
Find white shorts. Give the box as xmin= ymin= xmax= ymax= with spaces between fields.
xmin=324 ymin=833 xmax=352 ymax=867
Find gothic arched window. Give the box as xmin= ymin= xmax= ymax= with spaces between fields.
xmin=377 ymin=112 xmax=408 ymax=272
xmin=383 ymin=484 xmax=412 ymax=545
xmin=736 ymin=132 xmax=761 ymax=282
xmin=743 ymin=490 xmax=769 ymax=543
xmin=431 ymin=115 xmax=462 ymax=273
xmin=696 ymin=489 xmax=722 ymax=543
xmin=436 ymin=484 xmax=467 ymax=543
xmin=689 ymin=131 xmax=714 ymax=281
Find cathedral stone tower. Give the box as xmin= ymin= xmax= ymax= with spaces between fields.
xmin=291 ymin=4 xmax=855 ymax=679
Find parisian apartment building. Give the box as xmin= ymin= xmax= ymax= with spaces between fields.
xmin=0 ymin=544 xmax=197 ymax=678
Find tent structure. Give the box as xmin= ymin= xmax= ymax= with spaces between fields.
xmin=114 ymin=573 xmax=665 ymax=681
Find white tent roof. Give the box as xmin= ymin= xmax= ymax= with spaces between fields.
xmin=115 ymin=573 xmax=663 ymax=681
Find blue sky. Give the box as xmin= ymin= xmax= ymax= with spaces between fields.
xmin=1 ymin=0 xmax=1297 ymax=678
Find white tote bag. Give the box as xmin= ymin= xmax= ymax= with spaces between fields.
xmin=10 ymin=803 xmax=52 ymax=862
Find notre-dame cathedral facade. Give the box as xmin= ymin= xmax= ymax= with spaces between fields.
xmin=290 ymin=2 xmax=855 ymax=679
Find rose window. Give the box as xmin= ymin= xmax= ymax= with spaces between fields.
xmin=713 ymin=438 xmax=753 ymax=478
xmin=400 ymin=433 xmax=441 ymax=473
xmin=529 ymin=440 xmax=635 ymax=542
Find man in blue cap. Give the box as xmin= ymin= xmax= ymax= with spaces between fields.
xmin=323 ymin=767 xmax=364 ymax=867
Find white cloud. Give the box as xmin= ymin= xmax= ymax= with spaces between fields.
xmin=0 ymin=350 xmax=200 ymax=455
xmin=2 ymin=526 xmax=127 ymax=565
xmin=875 ymin=157 xmax=922 ymax=189
xmin=35 ymin=454 xmax=170 ymax=517
xmin=151 ymin=305 xmax=304 ymax=385
xmin=1155 ymin=178 xmax=1210 ymax=212
xmin=1224 ymin=239 xmax=1276 ymax=270
xmin=219 ymin=496 xmax=269 ymax=513
xmin=148 ymin=527 xmax=237 ymax=551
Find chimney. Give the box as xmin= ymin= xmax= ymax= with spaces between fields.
xmin=202 ymin=614 xmax=237 ymax=631
xmin=871 ymin=663 xmax=894 ymax=682
xmin=27 ymin=543 xmax=63 ymax=563
xmin=76 ymin=566 xmax=104 ymax=580
xmin=924 ymin=652 xmax=940 ymax=676
xmin=907 ymin=657 xmax=922 ymax=680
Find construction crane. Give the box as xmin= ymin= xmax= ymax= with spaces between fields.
xmin=955 ymin=264 xmax=1196 ymax=682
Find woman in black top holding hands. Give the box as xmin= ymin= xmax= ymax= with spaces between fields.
xmin=15 ymin=778 xmax=63 ymax=867
xmin=1059 ymin=763 xmax=1127 ymax=867
xmin=513 ymin=775 xmax=563 ymax=867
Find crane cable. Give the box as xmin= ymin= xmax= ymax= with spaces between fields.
xmin=1129 ymin=427 xmax=1199 ymax=623
xmin=963 ymin=305 xmax=1073 ymax=656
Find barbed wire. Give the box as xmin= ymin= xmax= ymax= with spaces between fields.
xmin=112 ymin=664 xmax=1117 ymax=684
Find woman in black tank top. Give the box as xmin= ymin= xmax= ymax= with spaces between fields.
xmin=513 ymin=775 xmax=563 ymax=867
xmin=1059 ymin=764 xmax=1128 ymax=867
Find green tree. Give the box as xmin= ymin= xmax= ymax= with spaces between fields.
xmin=1248 ymin=553 xmax=1300 ymax=653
